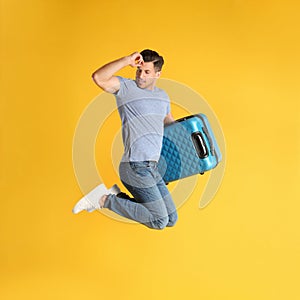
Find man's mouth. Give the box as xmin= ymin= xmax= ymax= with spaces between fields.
xmin=136 ymin=78 xmax=146 ymax=84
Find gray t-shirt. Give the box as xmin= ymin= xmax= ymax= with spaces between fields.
xmin=115 ymin=76 xmax=170 ymax=162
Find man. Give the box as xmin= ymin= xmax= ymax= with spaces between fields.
xmin=72 ymin=49 xmax=178 ymax=230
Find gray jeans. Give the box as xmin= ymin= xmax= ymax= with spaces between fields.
xmin=103 ymin=161 xmax=178 ymax=230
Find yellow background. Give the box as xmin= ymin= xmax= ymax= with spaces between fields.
xmin=1 ymin=0 xmax=299 ymax=299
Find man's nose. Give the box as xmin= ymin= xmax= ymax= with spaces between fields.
xmin=138 ymin=70 xmax=145 ymax=78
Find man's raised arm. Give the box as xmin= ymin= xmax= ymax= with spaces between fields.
xmin=92 ymin=52 xmax=143 ymax=94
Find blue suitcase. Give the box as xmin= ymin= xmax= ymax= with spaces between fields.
xmin=158 ymin=114 xmax=222 ymax=183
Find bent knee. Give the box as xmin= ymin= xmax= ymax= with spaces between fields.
xmin=167 ymin=213 xmax=178 ymax=227
xmin=151 ymin=216 xmax=169 ymax=230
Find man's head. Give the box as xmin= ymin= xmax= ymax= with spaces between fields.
xmin=135 ymin=49 xmax=164 ymax=90
xmin=140 ymin=49 xmax=164 ymax=71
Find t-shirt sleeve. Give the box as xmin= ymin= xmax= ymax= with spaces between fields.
xmin=162 ymin=90 xmax=170 ymax=115
xmin=114 ymin=76 xmax=129 ymax=97
xmin=166 ymin=100 xmax=171 ymax=115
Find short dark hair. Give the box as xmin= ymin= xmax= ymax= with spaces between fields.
xmin=140 ymin=49 xmax=164 ymax=71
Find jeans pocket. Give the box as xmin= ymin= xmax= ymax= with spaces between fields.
xmin=135 ymin=166 xmax=150 ymax=177
xmin=129 ymin=162 xmax=151 ymax=177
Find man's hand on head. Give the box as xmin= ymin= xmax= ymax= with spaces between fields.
xmin=128 ymin=52 xmax=144 ymax=67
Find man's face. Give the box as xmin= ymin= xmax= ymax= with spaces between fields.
xmin=135 ymin=62 xmax=161 ymax=90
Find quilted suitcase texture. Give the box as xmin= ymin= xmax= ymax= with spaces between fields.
xmin=158 ymin=114 xmax=222 ymax=183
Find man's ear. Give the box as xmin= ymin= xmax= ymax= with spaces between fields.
xmin=156 ymin=71 xmax=161 ymax=78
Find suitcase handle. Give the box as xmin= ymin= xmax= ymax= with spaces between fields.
xmin=191 ymin=132 xmax=209 ymax=159
xmin=202 ymin=126 xmax=215 ymax=156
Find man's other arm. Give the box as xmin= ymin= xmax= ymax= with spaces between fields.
xmin=164 ymin=112 xmax=175 ymax=125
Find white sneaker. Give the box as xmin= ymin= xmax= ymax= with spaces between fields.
xmin=72 ymin=184 xmax=108 ymax=214
xmin=86 ymin=184 xmax=121 ymax=213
